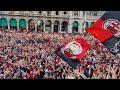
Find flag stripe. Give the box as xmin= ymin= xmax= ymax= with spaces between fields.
xmin=102 ymin=35 xmax=120 ymax=55
xmin=86 ymin=18 xmax=113 ymax=42
xmin=101 ymin=11 xmax=120 ymax=21
xmin=55 ymin=46 xmax=80 ymax=69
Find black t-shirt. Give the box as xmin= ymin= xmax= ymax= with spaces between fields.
xmin=27 ymin=69 xmax=30 ymax=74
xmin=13 ymin=66 xmax=18 ymax=73
xmin=40 ymin=71 xmax=45 ymax=78
xmin=22 ymin=67 xmax=27 ymax=72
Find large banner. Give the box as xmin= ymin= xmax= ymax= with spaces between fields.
xmin=86 ymin=11 xmax=120 ymax=55
xmin=55 ymin=37 xmax=90 ymax=69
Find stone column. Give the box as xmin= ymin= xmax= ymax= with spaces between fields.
xmin=43 ymin=24 xmax=45 ymax=32
xmin=51 ymin=11 xmax=54 ymax=16
xmin=51 ymin=24 xmax=54 ymax=33
xmin=59 ymin=11 xmax=62 ymax=16
xmin=17 ymin=23 xmax=19 ymax=30
xmin=78 ymin=26 xmax=82 ymax=34
xmin=80 ymin=11 xmax=83 ymax=17
xmin=43 ymin=11 xmax=46 ymax=16
xmin=59 ymin=24 xmax=62 ymax=32
xmin=68 ymin=11 xmax=73 ymax=33
xmin=79 ymin=11 xmax=84 ymax=34
xmin=35 ymin=23 xmax=37 ymax=33
xmin=8 ymin=21 xmax=10 ymax=30
xmin=26 ymin=22 xmax=28 ymax=30
xmin=68 ymin=24 xmax=72 ymax=33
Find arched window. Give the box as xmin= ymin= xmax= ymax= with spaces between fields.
xmin=0 ymin=18 xmax=8 ymax=31
xmin=53 ymin=20 xmax=60 ymax=32
xmin=45 ymin=20 xmax=52 ymax=32
xmin=9 ymin=18 xmax=17 ymax=31
xmin=61 ymin=21 xmax=68 ymax=32
xmin=37 ymin=20 xmax=44 ymax=32
xmin=28 ymin=19 xmax=35 ymax=32
xmin=83 ymin=21 xmax=89 ymax=28
xmin=72 ymin=21 xmax=79 ymax=33
xmin=19 ymin=19 xmax=26 ymax=32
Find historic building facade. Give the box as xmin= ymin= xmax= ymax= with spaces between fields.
xmin=0 ymin=11 xmax=105 ymax=33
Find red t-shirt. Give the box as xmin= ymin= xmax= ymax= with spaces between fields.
xmin=84 ymin=64 xmax=88 ymax=69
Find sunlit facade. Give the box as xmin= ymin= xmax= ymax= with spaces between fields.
xmin=0 ymin=11 xmax=105 ymax=33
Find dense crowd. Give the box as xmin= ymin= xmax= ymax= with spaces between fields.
xmin=0 ymin=30 xmax=119 ymax=79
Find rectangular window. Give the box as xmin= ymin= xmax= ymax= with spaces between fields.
xmin=74 ymin=11 xmax=78 ymax=16
xmin=56 ymin=11 xmax=59 ymax=15
xmin=94 ymin=11 xmax=98 ymax=16
xmin=47 ymin=11 xmax=51 ymax=16
xmin=39 ymin=11 xmax=41 ymax=14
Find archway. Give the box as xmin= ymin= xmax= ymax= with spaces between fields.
xmin=83 ymin=21 xmax=89 ymax=28
xmin=61 ymin=21 xmax=68 ymax=33
xmin=82 ymin=21 xmax=89 ymax=32
xmin=28 ymin=19 xmax=35 ymax=32
xmin=0 ymin=18 xmax=8 ymax=32
xmin=19 ymin=19 xmax=26 ymax=33
xmin=72 ymin=21 xmax=79 ymax=33
xmin=9 ymin=18 xmax=17 ymax=32
xmin=37 ymin=20 xmax=44 ymax=32
xmin=45 ymin=20 xmax=52 ymax=33
xmin=53 ymin=20 xmax=60 ymax=32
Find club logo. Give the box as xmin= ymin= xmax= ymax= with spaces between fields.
xmin=110 ymin=41 xmax=120 ymax=53
xmin=103 ymin=19 xmax=120 ymax=37
xmin=61 ymin=41 xmax=82 ymax=59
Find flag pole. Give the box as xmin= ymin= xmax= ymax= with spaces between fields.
xmin=74 ymin=69 xmax=87 ymax=79
xmin=80 ymin=11 xmax=83 ymax=34
xmin=83 ymin=11 xmax=87 ymax=33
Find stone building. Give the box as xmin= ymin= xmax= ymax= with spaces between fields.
xmin=0 ymin=11 xmax=105 ymax=33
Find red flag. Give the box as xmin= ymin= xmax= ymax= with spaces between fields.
xmin=61 ymin=37 xmax=91 ymax=60
xmin=86 ymin=18 xmax=113 ymax=42
xmin=55 ymin=37 xmax=90 ymax=69
xmin=86 ymin=11 xmax=120 ymax=55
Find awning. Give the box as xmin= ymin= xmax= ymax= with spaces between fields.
xmin=73 ymin=21 xmax=79 ymax=27
xmin=9 ymin=18 xmax=17 ymax=26
xmin=19 ymin=19 xmax=26 ymax=27
xmin=0 ymin=18 xmax=8 ymax=26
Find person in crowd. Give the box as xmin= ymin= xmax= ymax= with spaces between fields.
xmin=0 ymin=30 xmax=119 ymax=79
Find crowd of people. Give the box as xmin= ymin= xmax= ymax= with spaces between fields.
xmin=0 ymin=30 xmax=119 ymax=79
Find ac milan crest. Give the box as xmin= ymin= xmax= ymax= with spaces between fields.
xmin=61 ymin=41 xmax=83 ymax=59
xmin=102 ymin=19 xmax=120 ymax=37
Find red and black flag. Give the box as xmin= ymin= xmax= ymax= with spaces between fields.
xmin=54 ymin=37 xmax=90 ymax=69
xmin=86 ymin=11 xmax=120 ymax=55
